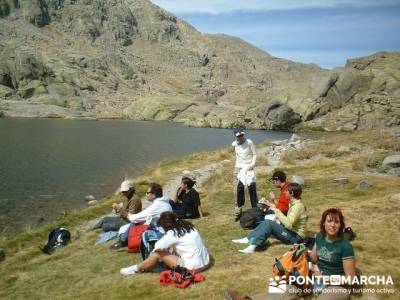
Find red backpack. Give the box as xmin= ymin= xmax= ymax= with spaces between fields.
xmin=127 ymin=224 xmax=149 ymax=253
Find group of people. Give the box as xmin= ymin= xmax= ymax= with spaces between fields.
xmin=229 ymin=130 xmax=356 ymax=300
xmin=94 ymin=128 xmax=356 ymax=300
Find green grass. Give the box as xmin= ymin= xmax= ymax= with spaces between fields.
xmin=1 ymin=128 xmax=399 ymax=299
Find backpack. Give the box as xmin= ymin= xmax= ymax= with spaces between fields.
xmin=128 ymin=224 xmax=149 ymax=253
xmin=239 ymin=207 xmax=264 ymax=229
xmin=140 ymin=229 xmax=164 ymax=260
xmin=343 ymin=227 xmax=356 ymax=241
xmin=272 ymin=244 xmax=310 ymax=288
xmin=41 ymin=228 xmax=71 ymax=255
xmin=159 ymin=266 xmax=205 ymax=288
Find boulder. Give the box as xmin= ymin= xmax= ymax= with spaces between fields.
xmin=333 ymin=177 xmax=349 ymax=184
xmin=387 ymin=167 xmax=400 ymax=176
xmin=390 ymin=193 xmax=400 ymax=201
xmin=382 ymin=155 xmax=400 ymax=167
xmin=87 ymin=200 xmax=98 ymax=206
xmin=264 ymin=101 xmax=302 ymax=130
xmin=292 ymin=175 xmax=304 ymax=186
xmin=356 ymin=181 xmax=372 ymax=190
xmin=84 ymin=195 xmax=96 ymax=202
xmin=0 ymin=0 xmax=19 ymax=17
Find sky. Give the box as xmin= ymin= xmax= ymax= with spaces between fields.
xmin=151 ymin=0 xmax=400 ymax=69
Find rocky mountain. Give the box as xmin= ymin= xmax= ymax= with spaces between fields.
xmin=0 ymin=0 xmax=399 ymax=131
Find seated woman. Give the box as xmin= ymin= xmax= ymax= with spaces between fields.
xmin=232 ymin=183 xmax=307 ymax=254
xmin=120 ymin=211 xmax=210 ymax=275
xmin=225 ymin=208 xmax=356 ymax=300
xmin=169 ymin=177 xmax=204 ymax=219
xmin=308 ymin=207 xmax=356 ymax=299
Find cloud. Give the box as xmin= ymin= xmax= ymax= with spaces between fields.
xmin=151 ymin=0 xmax=400 ymax=14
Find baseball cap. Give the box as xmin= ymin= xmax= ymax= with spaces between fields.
xmin=120 ymin=180 xmax=133 ymax=192
xmin=270 ymin=170 xmax=286 ymax=182
xmin=234 ymin=128 xmax=245 ymax=137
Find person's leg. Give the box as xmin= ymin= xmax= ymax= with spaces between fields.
xmin=248 ymin=182 xmax=258 ymax=208
xmin=233 ymin=167 xmax=241 ymax=217
xmin=237 ymin=180 xmax=245 ymax=208
xmin=138 ymin=251 xmax=179 ymax=271
xmin=248 ymin=220 xmax=274 ymax=246
xmin=120 ymin=251 xmax=179 ymax=275
xmin=169 ymin=200 xmax=185 ymax=218
xmin=268 ymin=222 xmax=302 ymax=244
xmin=119 ymin=223 xmax=134 ymax=243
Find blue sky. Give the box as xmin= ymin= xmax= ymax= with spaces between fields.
xmin=151 ymin=0 xmax=400 ymax=69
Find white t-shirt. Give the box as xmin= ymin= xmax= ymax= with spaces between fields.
xmin=154 ymin=228 xmax=210 ymax=270
xmin=232 ymin=138 xmax=256 ymax=169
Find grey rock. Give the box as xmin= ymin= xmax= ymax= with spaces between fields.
xmin=20 ymin=0 xmax=50 ymax=27
xmin=390 ymin=193 xmax=400 ymax=201
xmin=0 ymin=249 xmax=4 ymax=262
xmin=356 ymin=181 xmax=372 ymax=190
xmin=87 ymin=200 xmax=98 ymax=206
xmin=264 ymin=101 xmax=302 ymax=130
xmin=85 ymin=195 xmax=96 ymax=202
xmin=387 ymin=167 xmax=400 ymax=176
xmin=382 ymin=155 xmax=400 ymax=167
xmin=333 ymin=177 xmax=349 ymax=184
xmin=292 ymin=175 xmax=305 ymax=186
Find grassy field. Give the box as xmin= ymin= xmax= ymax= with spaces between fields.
xmin=0 ymin=128 xmax=399 ymax=300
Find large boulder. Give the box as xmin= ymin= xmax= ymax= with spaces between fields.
xmin=264 ymin=101 xmax=302 ymax=130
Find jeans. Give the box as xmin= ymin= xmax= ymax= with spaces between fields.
xmin=237 ymin=181 xmax=258 ymax=208
xmin=119 ymin=223 xmax=134 ymax=243
xmin=248 ymin=219 xmax=302 ymax=246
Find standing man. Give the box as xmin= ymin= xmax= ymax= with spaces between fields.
xmin=232 ymin=128 xmax=258 ymax=220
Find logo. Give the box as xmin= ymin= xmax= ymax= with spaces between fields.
xmin=268 ymin=276 xmax=287 ymax=294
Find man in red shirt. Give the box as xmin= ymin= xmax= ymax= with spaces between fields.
xmin=269 ymin=170 xmax=289 ymax=214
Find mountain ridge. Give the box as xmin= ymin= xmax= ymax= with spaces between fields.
xmin=0 ymin=0 xmax=399 ymax=131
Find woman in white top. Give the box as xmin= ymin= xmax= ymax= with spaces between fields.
xmin=120 ymin=211 xmax=210 ymax=275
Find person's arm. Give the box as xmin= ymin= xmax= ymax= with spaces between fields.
xmin=309 ymin=243 xmax=317 ymax=263
xmin=154 ymin=231 xmax=178 ymax=251
xmin=274 ymin=203 xmax=303 ymax=229
xmin=127 ymin=203 xmax=157 ymax=223
xmin=249 ymin=141 xmax=257 ymax=169
xmin=174 ymin=187 xmax=183 ymax=203
xmin=198 ymin=206 xmax=204 ymax=218
xmin=343 ymin=259 xmax=356 ymax=279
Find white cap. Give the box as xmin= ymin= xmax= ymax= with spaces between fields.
xmin=120 ymin=180 xmax=133 ymax=192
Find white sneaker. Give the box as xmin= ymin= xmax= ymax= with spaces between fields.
xmin=120 ymin=264 xmax=139 ymax=275
xmin=232 ymin=237 xmax=249 ymax=244
xmin=238 ymin=244 xmax=256 ymax=254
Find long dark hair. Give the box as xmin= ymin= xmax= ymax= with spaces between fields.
xmin=320 ymin=208 xmax=346 ymax=238
xmin=182 ymin=177 xmax=196 ymax=189
xmin=157 ymin=211 xmax=195 ymax=238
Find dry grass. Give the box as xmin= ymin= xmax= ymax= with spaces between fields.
xmin=0 ymin=128 xmax=399 ymax=299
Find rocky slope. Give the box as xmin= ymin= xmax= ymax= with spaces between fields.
xmin=0 ymin=0 xmax=399 ymax=131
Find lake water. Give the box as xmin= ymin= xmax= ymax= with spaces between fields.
xmin=0 ymin=118 xmax=292 ymax=236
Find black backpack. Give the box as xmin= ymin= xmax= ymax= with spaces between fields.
xmin=239 ymin=207 xmax=264 ymax=229
xmin=40 ymin=228 xmax=71 ymax=254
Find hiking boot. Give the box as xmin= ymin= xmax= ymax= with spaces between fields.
xmin=109 ymin=240 xmax=126 ymax=251
xmin=234 ymin=206 xmax=242 ymax=222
